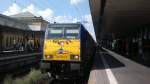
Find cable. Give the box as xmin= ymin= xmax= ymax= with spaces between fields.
xmin=72 ymin=2 xmax=83 ymax=23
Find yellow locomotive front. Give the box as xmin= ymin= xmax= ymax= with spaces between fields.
xmin=41 ymin=23 xmax=82 ymax=78
xmin=44 ymin=39 xmax=80 ymax=61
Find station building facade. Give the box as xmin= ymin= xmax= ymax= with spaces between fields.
xmin=0 ymin=12 xmax=49 ymax=51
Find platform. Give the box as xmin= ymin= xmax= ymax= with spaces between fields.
xmin=88 ymin=48 xmax=150 ymax=84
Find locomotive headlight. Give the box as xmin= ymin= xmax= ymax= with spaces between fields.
xmin=70 ymin=55 xmax=80 ymax=60
xmin=74 ymin=55 xmax=79 ymax=59
xmin=45 ymin=55 xmax=53 ymax=59
xmin=47 ymin=55 xmax=50 ymax=58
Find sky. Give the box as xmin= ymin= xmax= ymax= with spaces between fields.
xmin=0 ymin=0 xmax=96 ymax=42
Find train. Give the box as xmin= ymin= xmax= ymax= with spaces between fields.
xmin=40 ymin=23 xmax=96 ymax=79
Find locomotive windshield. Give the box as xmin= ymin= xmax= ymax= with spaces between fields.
xmin=47 ymin=27 xmax=79 ymax=39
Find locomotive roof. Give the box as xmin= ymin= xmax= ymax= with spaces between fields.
xmin=48 ymin=23 xmax=82 ymax=28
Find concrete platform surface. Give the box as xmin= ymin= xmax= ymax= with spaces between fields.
xmin=88 ymin=48 xmax=150 ymax=84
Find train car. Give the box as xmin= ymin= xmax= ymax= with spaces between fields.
xmin=40 ymin=23 xmax=96 ymax=79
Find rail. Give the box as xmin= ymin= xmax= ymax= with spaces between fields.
xmin=0 ymin=52 xmax=42 ymax=73
xmin=0 ymin=53 xmax=41 ymax=61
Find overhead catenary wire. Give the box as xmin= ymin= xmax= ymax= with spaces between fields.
xmin=72 ymin=2 xmax=85 ymax=23
xmin=72 ymin=1 xmax=97 ymax=42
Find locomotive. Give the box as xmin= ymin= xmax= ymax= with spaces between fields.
xmin=40 ymin=23 xmax=96 ymax=79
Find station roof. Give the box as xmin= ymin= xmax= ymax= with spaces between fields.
xmin=10 ymin=12 xmax=49 ymax=31
xmin=10 ymin=12 xmax=44 ymax=23
xmin=0 ymin=13 xmax=30 ymax=30
xmin=10 ymin=12 xmax=35 ymax=18
xmin=89 ymin=0 xmax=150 ymax=39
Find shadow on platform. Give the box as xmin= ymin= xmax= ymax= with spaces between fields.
xmin=91 ymin=50 xmax=125 ymax=70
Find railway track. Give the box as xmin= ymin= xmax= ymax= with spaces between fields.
xmin=0 ymin=51 xmax=42 ymax=73
xmin=0 ymin=51 xmax=89 ymax=84
xmin=49 ymin=78 xmax=87 ymax=84
xmin=47 ymin=73 xmax=88 ymax=84
xmin=0 ymin=51 xmax=42 ymax=83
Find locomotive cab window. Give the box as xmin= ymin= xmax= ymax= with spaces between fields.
xmin=65 ymin=28 xmax=79 ymax=39
xmin=47 ymin=27 xmax=79 ymax=39
xmin=47 ymin=28 xmax=63 ymax=39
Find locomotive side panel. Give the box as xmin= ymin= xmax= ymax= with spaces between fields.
xmin=81 ymin=25 xmax=96 ymax=78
